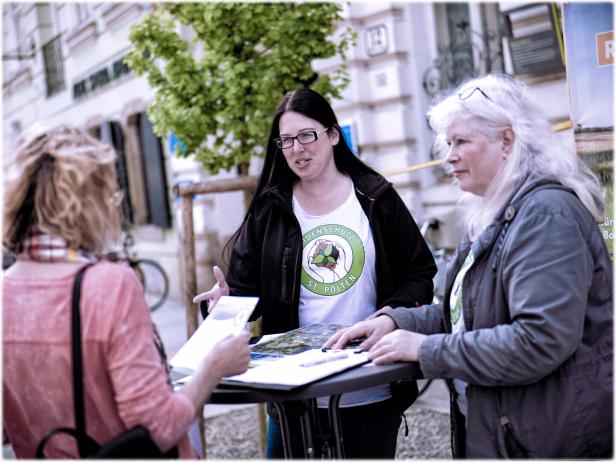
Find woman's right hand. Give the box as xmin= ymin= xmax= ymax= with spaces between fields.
xmin=192 ymin=265 xmax=230 ymax=313
xmin=203 ymin=332 xmax=251 ymax=380
xmin=323 ymin=315 xmax=397 ymax=351
xmin=180 ymin=332 xmax=250 ymax=413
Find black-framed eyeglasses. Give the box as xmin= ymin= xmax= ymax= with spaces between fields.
xmin=275 ymin=128 xmax=330 ymax=149
xmin=458 ymin=86 xmax=492 ymax=102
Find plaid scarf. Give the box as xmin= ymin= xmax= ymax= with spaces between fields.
xmin=18 ymin=226 xmax=96 ymax=263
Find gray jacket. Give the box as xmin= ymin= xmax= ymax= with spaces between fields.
xmin=387 ymin=177 xmax=613 ymax=458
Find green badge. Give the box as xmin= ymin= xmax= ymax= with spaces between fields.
xmin=300 ymin=224 xmax=365 ymax=296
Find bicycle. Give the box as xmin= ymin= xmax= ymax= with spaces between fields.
xmin=105 ymin=228 xmax=170 ymax=312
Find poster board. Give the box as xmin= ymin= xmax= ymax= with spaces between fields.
xmin=503 ymin=3 xmax=565 ymax=75
xmin=562 ymin=3 xmax=614 ymax=256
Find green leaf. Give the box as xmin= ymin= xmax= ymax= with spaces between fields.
xmin=128 ymin=3 xmax=349 ymax=174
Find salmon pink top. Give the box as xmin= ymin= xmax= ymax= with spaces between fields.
xmin=3 ymin=261 xmax=196 ymax=458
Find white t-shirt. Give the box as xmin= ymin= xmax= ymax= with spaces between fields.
xmin=293 ymin=183 xmax=390 ymax=407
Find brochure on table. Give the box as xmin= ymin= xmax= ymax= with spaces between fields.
xmin=169 ymin=295 xmax=259 ymax=374
xmin=174 ymin=322 xmax=371 ymax=390
xmin=221 ymin=347 xmax=370 ymax=390
xmin=227 ymin=323 xmax=371 ymax=390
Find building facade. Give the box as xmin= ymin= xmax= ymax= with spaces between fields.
xmin=2 ymin=2 xmax=572 ymax=300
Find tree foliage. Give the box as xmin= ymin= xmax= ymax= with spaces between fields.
xmin=126 ymin=3 xmax=354 ymax=174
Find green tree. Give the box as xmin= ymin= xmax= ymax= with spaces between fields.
xmin=126 ymin=3 xmax=354 ymax=175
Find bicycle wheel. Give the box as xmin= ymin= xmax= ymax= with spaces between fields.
xmin=132 ymin=259 xmax=170 ymax=312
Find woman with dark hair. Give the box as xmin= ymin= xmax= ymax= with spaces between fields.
xmin=194 ymin=88 xmax=436 ymax=458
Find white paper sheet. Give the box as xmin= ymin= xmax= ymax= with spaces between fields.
xmin=223 ymin=348 xmax=370 ymax=388
xmin=170 ymin=296 xmax=258 ymax=372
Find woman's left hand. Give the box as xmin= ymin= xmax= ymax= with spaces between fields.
xmin=367 ymin=330 xmax=427 ymax=365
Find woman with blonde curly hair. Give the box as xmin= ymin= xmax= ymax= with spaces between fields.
xmin=3 ymin=124 xmax=250 ymax=458
xmin=4 ymin=124 xmax=122 ymax=257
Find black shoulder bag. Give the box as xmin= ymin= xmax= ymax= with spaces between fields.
xmin=36 ymin=264 xmax=178 ymax=458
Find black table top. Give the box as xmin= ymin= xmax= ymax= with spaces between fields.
xmin=208 ymin=361 xmax=423 ymax=404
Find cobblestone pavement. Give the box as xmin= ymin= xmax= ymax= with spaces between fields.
xmin=204 ymin=404 xmax=451 ymax=459
xmin=1 ymin=300 xmax=451 ymax=459
xmin=3 ymin=405 xmax=449 ymax=460
xmin=165 ymin=299 xmax=453 ymax=459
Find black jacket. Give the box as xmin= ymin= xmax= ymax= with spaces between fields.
xmin=227 ymin=171 xmax=437 ymax=335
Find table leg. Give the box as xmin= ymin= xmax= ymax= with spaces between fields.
xmin=272 ymin=401 xmax=294 ymax=458
xmin=273 ymin=397 xmax=349 ymax=459
xmin=273 ymin=400 xmax=321 ymax=459
xmin=299 ymin=400 xmax=316 ymax=458
xmin=327 ymin=394 xmax=345 ymax=459
xmin=306 ymin=398 xmax=322 ymax=452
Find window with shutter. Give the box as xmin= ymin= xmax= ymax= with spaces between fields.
xmin=137 ymin=113 xmax=171 ymax=229
xmin=100 ymin=121 xmax=134 ymax=225
xmin=90 ymin=116 xmax=171 ymax=229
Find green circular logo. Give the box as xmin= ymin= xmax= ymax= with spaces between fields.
xmin=300 ymin=224 xmax=365 ymax=296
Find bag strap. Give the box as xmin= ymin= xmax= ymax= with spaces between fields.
xmin=70 ymin=264 xmax=94 ymax=457
xmin=36 ymin=264 xmax=97 ymax=458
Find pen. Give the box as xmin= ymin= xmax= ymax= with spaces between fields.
xmin=300 ymin=352 xmax=348 ymax=368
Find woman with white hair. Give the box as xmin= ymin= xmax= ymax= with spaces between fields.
xmin=325 ymin=74 xmax=612 ymax=458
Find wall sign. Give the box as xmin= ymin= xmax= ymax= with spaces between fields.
xmin=365 ymin=24 xmax=388 ymax=57
xmin=375 ymin=71 xmax=388 ymax=88
xmin=73 ymin=55 xmax=131 ymax=100
xmin=503 ymin=3 xmax=565 ymax=75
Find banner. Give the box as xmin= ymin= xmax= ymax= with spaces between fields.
xmin=563 ymin=3 xmax=613 ymax=256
